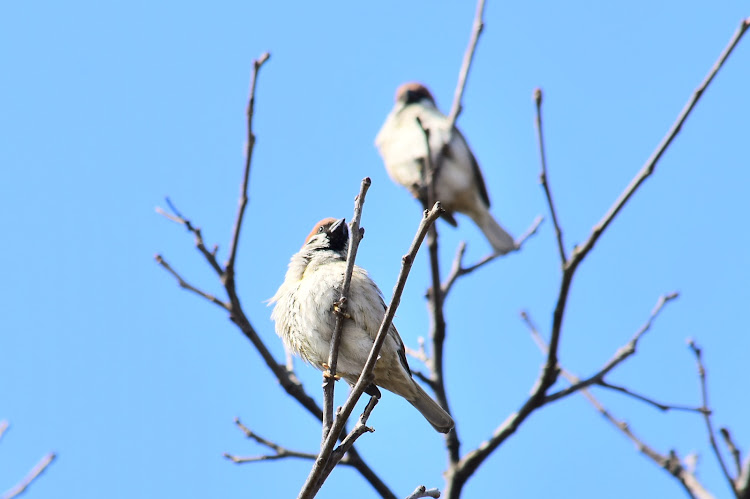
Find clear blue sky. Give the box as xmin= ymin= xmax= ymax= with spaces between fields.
xmin=2 ymin=2 xmax=748 ymax=498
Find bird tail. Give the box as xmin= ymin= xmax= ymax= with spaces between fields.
xmin=471 ymin=209 xmax=516 ymax=255
xmin=407 ymin=382 xmax=454 ymax=433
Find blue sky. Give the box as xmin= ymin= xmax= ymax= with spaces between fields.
xmin=1 ymin=2 xmax=748 ymax=498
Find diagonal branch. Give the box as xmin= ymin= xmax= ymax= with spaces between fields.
xmin=569 ymin=17 xmax=750 ymax=267
xmin=533 ymin=88 xmax=566 ymax=264
xmin=154 ymin=255 xmax=231 ymax=311
xmin=544 ymin=292 xmax=679 ymax=404
xmin=440 ymin=215 xmax=543 ymax=296
xmin=689 ymin=340 xmax=738 ymax=498
xmin=328 ymin=397 xmax=379 ymax=468
xmin=597 ymin=381 xmax=705 ymax=414
xmin=719 ymin=428 xmax=743 ymax=479
xmin=156 ymin=199 xmax=224 ymax=275
xmin=522 ymin=312 xmax=715 ymax=499
xmin=298 ymin=203 xmax=444 ymax=499
xmin=585 ymin=396 xmax=714 ymax=499
xmin=2 ymin=453 xmax=56 ymax=499
xmin=323 ymin=178 xmax=371 ymax=438
xmin=448 ymin=0 xmax=486 ymax=127
xmin=224 ymin=418 xmax=320 ymax=464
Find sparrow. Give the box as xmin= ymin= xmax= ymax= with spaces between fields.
xmin=375 ymin=82 xmax=516 ymax=254
xmin=270 ymin=218 xmax=454 ymax=433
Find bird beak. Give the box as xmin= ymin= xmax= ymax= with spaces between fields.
xmin=327 ymin=218 xmax=349 ymax=252
xmin=329 ymin=218 xmax=347 ymax=237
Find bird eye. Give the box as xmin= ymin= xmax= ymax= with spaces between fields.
xmin=318 ymin=226 xmax=325 ymax=233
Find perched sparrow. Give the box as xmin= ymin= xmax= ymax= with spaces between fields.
xmin=375 ymin=82 xmax=516 ymax=254
xmin=270 ymin=218 xmax=454 ymax=433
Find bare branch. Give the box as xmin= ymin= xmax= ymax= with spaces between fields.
xmin=533 ymin=88 xmax=566 ymax=264
xmin=513 ymin=214 xmax=545 ymax=250
xmin=447 ymin=288 xmax=679 ymax=496
xmin=739 ymin=455 xmax=750 ymax=499
xmin=406 ymin=485 xmax=442 ymax=499
xmin=323 ymin=178 xmax=372 ymax=438
xmin=0 ymin=421 xmax=8 ymax=442
xmin=157 ymin=55 xmax=394 ymax=499
xmin=414 ymin=116 xmax=460 ymax=464
xmin=689 ymin=340 xmax=738 ymax=497
xmin=154 ymin=254 xmax=231 ymax=311
xmin=299 ymin=203 xmax=444 ymax=499
xmin=441 ymin=241 xmax=466 ymax=297
xmin=720 ymin=428 xmax=743 ymax=478
xmin=569 ymin=18 xmax=750 ymax=267
xmin=405 ymin=336 xmax=429 ymax=364
xmin=411 ymin=370 xmax=437 ymax=391
xmin=224 ymin=52 xmax=270 ymax=279
xmin=224 ymin=418 xmax=319 ymax=464
xmin=156 ymin=199 xmax=224 ymax=275
xmin=597 ymin=381 xmax=705 ymax=414
xmin=330 ymin=397 xmax=379 ymax=465
xmin=447 ymin=0 xmax=486 ymax=127
xmin=440 ymin=215 xmax=543 ymax=296
xmin=2 ymin=453 xmax=56 ymax=499
xmin=522 ymin=311 xmax=715 ymax=499
xmin=447 ymin=15 xmax=750 ymax=499
xmin=589 ymin=403 xmax=714 ymax=499
xmin=544 ymin=292 xmax=679 ymax=404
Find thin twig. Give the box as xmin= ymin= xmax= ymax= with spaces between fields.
xmin=224 ymin=418 xmax=319 ymax=463
xmin=224 ymin=52 xmax=270 ymax=279
xmin=689 ymin=340 xmax=738 ymax=497
xmin=1 ymin=453 xmax=56 ymax=499
xmin=597 ymin=381 xmax=705 ymax=414
xmin=447 ymin=0 xmax=486 ymax=127
xmin=323 ymin=178 xmax=371 ymax=439
xmin=156 ymin=200 xmax=224 ymax=275
xmin=591 ymin=402 xmax=713 ymax=499
xmin=440 ymin=215 xmax=543 ymax=296
xmin=719 ymin=428 xmax=743 ymax=479
xmin=406 ymin=485 xmax=442 ymax=499
xmin=544 ymin=292 xmax=679 ymax=404
xmin=521 ymin=311 xmax=715 ymax=499
xmin=0 ymin=421 xmax=8 ymax=442
xmin=298 ymin=203 xmax=444 ymax=499
xmin=533 ymin=88 xmax=566 ymax=264
xmin=154 ymin=255 xmax=231 ymax=311
xmin=405 ymin=336 xmax=429 ymax=364
xmin=330 ymin=397 xmax=379 ymax=464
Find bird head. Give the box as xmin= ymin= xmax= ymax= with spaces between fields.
xmin=302 ymin=217 xmax=349 ymax=257
xmin=395 ymin=82 xmax=436 ymax=109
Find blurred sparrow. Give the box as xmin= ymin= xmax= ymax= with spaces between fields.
xmin=375 ymin=82 xmax=515 ymax=254
xmin=270 ymin=218 xmax=454 ymax=433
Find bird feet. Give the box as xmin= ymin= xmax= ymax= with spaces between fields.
xmin=321 ymin=363 xmax=341 ymax=381
xmin=332 ymin=298 xmax=352 ymax=319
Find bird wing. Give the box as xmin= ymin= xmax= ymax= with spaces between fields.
xmin=415 ymin=107 xmax=492 ymax=208
xmin=451 ymin=127 xmax=491 ymax=208
xmin=350 ymin=266 xmax=413 ymax=378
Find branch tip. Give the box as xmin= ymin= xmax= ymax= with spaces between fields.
xmin=533 ymin=87 xmax=542 ymax=105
